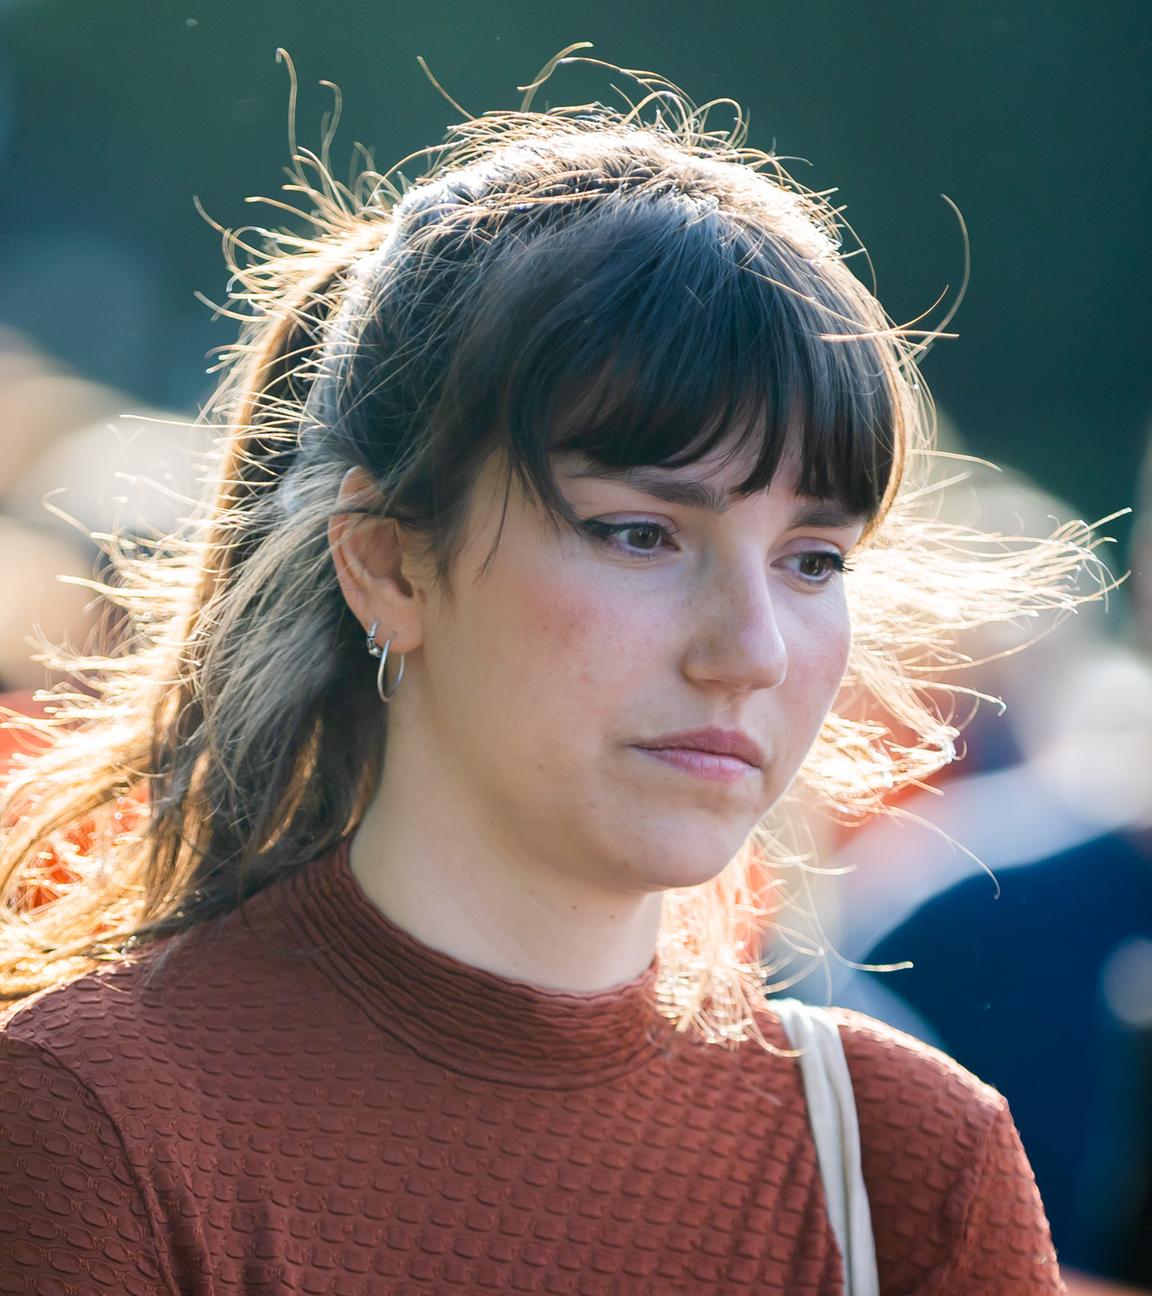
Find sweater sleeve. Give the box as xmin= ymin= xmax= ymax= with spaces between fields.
xmin=919 ymin=1097 xmax=1066 ymax=1295
xmin=0 ymin=1033 xmax=175 ymax=1296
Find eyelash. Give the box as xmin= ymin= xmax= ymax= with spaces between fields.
xmin=580 ymin=519 xmax=676 ymax=559
xmin=581 ymin=520 xmax=852 ymax=584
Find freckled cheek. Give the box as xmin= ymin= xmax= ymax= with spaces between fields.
xmin=514 ymin=573 xmax=654 ymax=683
xmin=828 ymin=625 xmax=854 ymax=685
xmin=772 ymin=636 xmax=851 ymax=791
xmin=785 ymin=609 xmax=853 ymax=708
xmin=814 ymin=647 xmax=851 ymax=710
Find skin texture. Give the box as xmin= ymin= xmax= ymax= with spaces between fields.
xmin=328 ymin=438 xmax=865 ymax=992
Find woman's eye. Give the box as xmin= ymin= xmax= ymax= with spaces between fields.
xmin=581 ymin=519 xmax=676 ymax=558
xmin=580 ymin=523 xmax=850 ymax=582
xmin=784 ymin=551 xmax=850 ymax=584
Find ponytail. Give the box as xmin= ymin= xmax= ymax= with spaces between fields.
xmin=0 ymin=213 xmax=393 ymax=999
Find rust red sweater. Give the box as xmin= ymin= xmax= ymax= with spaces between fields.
xmin=0 ymin=840 xmax=1064 ymax=1294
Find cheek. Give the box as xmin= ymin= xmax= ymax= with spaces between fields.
xmin=785 ymin=602 xmax=853 ymax=715
xmin=466 ymin=563 xmax=657 ymax=784
xmin=510 ymin=566 xmax=656 ymax=685
xmin=827 ymin=615 xmax=854 ymax=684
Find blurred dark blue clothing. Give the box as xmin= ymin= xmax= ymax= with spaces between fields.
xmin=866 ymin=830 xmax=1152 ymax=1282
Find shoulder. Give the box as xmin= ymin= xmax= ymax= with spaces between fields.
xmin=1 ymin=949 xmax=191 ymax=1130
xmin=0 ymin=998 xmax=176 ymax=1292
xmin=827 ymin=1006 xmax=1008 ymax=1213
xmin=767 ymin=1003 xmax=1008 ymax=1205
xmin=829 ymin=1005 xmax=1006 ymax=1138
xmin=754 ymin=999 xmax=1007 ymax=1191
xmin=1 ymin=892 xmax=320 ymax=1113
xmin=817 ymin=1008 xmax=1061 ymax=1293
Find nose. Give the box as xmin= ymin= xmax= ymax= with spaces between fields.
xmin=682 ymin=562 xmax=789 ymax=693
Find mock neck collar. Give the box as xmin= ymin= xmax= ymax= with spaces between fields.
xmin=271 ymin=839 xmax=669 ymax=1089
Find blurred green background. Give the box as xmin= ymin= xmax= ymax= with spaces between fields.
xmin=0 ymin=0 xmax=1149 ymax=549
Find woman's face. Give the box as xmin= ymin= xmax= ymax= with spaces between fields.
xmin=408 ymin=438 xmax=866 ymax=896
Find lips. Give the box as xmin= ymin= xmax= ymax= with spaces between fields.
xmin=635 ymin=727 xmax=764 ymax=769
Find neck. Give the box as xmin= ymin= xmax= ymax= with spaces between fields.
xmin=348 ymin=738 xmax=665 ymax=994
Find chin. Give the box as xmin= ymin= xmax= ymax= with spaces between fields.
xmin=621 ymin=832 xmax=750 ymax=892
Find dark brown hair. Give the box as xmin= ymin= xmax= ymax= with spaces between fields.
xmin=0 ymin=53 xmax=1105 ymax=1044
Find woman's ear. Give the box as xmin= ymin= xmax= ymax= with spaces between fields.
xmin=328 ymin=467 xmax=426 ymax=654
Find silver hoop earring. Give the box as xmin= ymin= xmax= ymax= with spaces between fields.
xmin=366 ymin=620 xmax=406 ymax=703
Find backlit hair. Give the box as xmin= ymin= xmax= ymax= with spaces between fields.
xmin=0 ymin=49 xmax=1110 ymax=1048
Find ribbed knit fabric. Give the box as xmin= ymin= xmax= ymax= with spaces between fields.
xmin=0 ymin=840 xmax=1064 ymax=1294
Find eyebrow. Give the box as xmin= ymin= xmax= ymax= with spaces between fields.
xmin=566 ymin=465 xmax=868 ymax=530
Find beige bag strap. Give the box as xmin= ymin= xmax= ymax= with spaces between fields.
xmin=772 ymin=998 xmax=880 ymax=1296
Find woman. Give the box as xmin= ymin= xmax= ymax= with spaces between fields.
xmin=0 ymin=50 xmax=1102 ymax=1294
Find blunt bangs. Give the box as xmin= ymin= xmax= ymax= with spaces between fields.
xmin=440 ymin=193 xmax=903 ymax=535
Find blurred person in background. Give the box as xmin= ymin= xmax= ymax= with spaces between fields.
xmin=0 ymin=330 xmax=114 ymax=769
xmin=0 ymin=330 xmax=206 ymax=898
xmin=822 ymin=452 xmax=1152 ymax=1292
xmin=0 ymin=51 xmax=1116 ymax=1293
xmin=0 ymin=332 xmax=201 ymax=708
